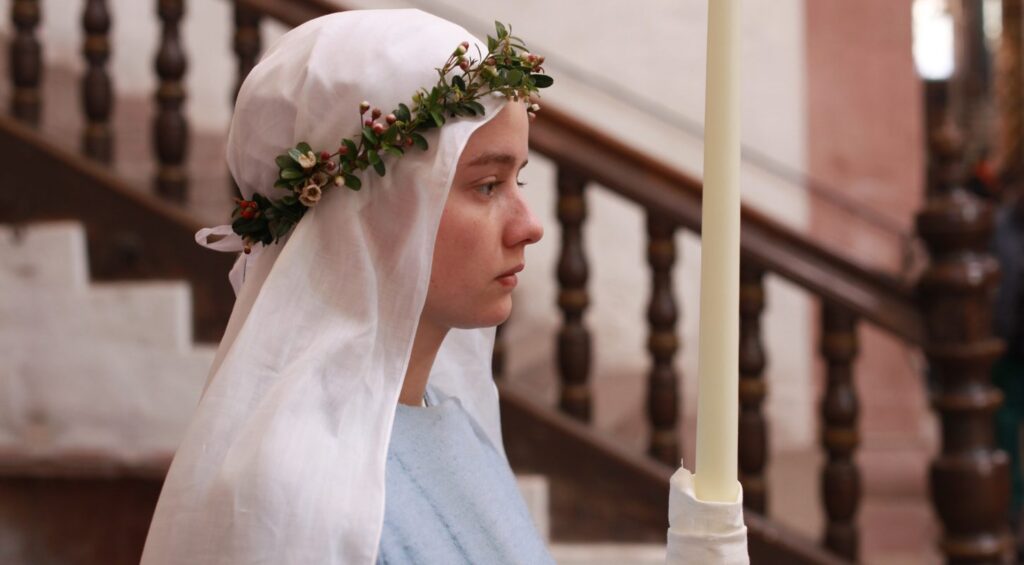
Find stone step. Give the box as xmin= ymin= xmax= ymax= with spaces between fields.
xmin=1 ymin=222 xmax=196 ymax=350
xmin=516 ymin=473 xmax=551 ymax=543
xmin=1 ymin=282 xmax=195 ymax=351
xmin=0 ymin=221 xmax=90 ymax=291
xmin=0 ymin=220 xmax=217 ymax=465
xmin=549 ymin=543 xmax=666 ymax=565
xmin=0 ymin=331 xmax=215 ymax=465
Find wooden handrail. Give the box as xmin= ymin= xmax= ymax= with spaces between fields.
xmin=233 ymin=0 xmax=924 ymax=345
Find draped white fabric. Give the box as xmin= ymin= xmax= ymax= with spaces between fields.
xmin=141 ymin=10 xmax=507 ymax=564
xmin=666 ymin=466 xmax=750 ymax=564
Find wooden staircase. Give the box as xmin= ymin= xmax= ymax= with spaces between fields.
xmin=0 ymin=0 xmax=1015 ymax=563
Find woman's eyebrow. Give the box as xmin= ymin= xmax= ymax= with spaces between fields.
xmin=465 ymin=152 xmax=529 ymax=169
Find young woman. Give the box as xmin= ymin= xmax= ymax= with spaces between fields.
xmin=141 ymin=10 xmax=553 ymax=564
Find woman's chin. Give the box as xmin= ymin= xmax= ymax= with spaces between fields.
xmin=452 ymin=297 xmax=512 ymax=329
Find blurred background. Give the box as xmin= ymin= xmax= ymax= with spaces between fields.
xmin=0 ymin=0 xmax=1017 ymax=563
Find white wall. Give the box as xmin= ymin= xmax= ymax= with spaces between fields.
xmin=7 ymin=0 xmax=815 ymax=451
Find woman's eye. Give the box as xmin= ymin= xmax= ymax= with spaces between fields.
xmin=475 ymin=178 xmax=526 ymax=197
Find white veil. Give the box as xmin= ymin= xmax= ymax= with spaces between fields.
xmin=141 ymin=10 xmax=508 ymax=564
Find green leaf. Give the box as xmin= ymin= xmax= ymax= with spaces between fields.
xmin=384 ymin=145 xmax=404 ymax=158
xmin=411 ymin=133 xmax=428 ymax=151
xmin=373 ymin=159 xmax=386 ymax=176
xmin=452 ymin=75 xmax=467 ymax=92
xmin=495 ymin=21 xmax=508 ymax=38
xmin=507 ymin=69 xmax=523 ymax=86
xmin=487 ymin=35 xmax=498 ymax=52
xmin=467 ymin=101 xmax=486 ymax=116
xmin=280 ymin=168 xmax=305 ymax=180
xmin=396 ymin=103 xmax=411 ymax=122
xmin=531 ymin=74 xmax=553 ymax=88
xmin=429 ymin=109 xmax=445 ymax=127
xmin=343 ymin=138 xmax=359 ymax=156
xmin=288 ymin=148 xmax=304 ymax=163
xmin=382 ymin=126 xmax=399 ymax=144
xmin=274 ymin=178 xmax=291 ymax=189
xmin=344 ymin=173 xmax=362 ymax=190
xmin=362 ymin=126 xmax=378 ymax=145
xmin=272 ymin=219 xmax=293 ymax=239
xmin=275 ymin=155 xmax=293 ymax=170
xmin=281 ymin=194 xmax=297 ymax=206
xmin=296 ymin=142 xmax=312 ymax=154
xmin=367 ymin=149 xmax=381 ymax=166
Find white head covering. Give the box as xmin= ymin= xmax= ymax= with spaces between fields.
xmin=141 ymin=10 xmax=508 ymax=564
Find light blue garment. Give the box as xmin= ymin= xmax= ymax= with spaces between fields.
xmin=376 ymin=385 xmax=555 ymax=565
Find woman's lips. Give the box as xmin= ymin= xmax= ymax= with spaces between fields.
xmin=496 ymin=263 xmax=524 ymax=287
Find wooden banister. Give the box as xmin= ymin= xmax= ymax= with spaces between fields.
xmin=529 ymin=105 xmax=924 ymax=344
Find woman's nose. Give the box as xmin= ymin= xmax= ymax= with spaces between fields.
xmin=506 ymin=194 xmax=544 ymax=247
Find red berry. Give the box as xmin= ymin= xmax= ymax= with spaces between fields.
xmin=338 ymin=146 xmax=349 ymax=156
xmin=364 ymin=119 xmax=373 ymax=127
xmin=461 ymin=41 xmax=470 ymax=49
xmin=241 ymin=208 xmax=255 ymax=220
xmin=386 ymin=113 xmax=397 ymax=124
xmin=372 ymin=122 xmax=385 ymax=135
xmin=406 ymin=137 xmax=414 ymax=147
xmin=371 ymin=108 xmax=382 ymax=119
xmin=320 ymin=151 xmax=331 ymax=161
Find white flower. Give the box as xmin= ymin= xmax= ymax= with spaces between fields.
xmin=297 ymin=150 xmax=317 ymax=170
xmin=299 ymin=181 xmax=323 ymax=207
xmin=311 ymin=171 xmax=329 ymax=187
xmin=334 ymin=175 xmax=344 ymax=187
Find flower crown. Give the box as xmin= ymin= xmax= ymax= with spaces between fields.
xmin=230 ymin=21 xmax=553 ymax=253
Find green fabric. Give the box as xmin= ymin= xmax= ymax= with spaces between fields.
xmin=993 ymin=355 xmax=1024 ymax=514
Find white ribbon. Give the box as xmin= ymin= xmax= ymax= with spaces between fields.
xmin=194 ymin=225 xmax=258 ymax=296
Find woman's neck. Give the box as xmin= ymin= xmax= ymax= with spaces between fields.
xmin=399 ymin=318 xmax=448 ymax=406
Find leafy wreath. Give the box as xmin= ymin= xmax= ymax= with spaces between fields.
xmin=231 ymin=21 xmax=553 ymax=253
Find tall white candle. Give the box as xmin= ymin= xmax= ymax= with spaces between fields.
xmin=694 ymin=0 xmax=741 ymax=503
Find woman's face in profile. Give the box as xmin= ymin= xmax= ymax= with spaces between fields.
xmin=423 ymin=100 xmax=544 ymax=330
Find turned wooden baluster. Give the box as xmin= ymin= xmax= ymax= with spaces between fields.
xmin=154 ymin=0 xmax=188 ymax=201
xmin=645 ymin=213 xmax=679 ymax=466
xmin=233 ymin=3 xmax=261 ymax=104
xmin=917 ymin=115 xmax=1013 ymax=563
xmin=492 ymin=323 xmax=506 ymax=380
xmin=999 ymin=0 xmax=1024 ymax=185
xmin=556 ymin=167 xmax=591 ymax=422
xmin=820 ymin=302 xmax=860 ymax=560
xmin=81 ymin=0 xmax=112 ymax=162
xmin=739 ymin=262 xmax=768 ymax=513
xmin=230 ymin=3 xmax=261 ymax=198
xmin=10 ymin=0 xmax=41 ymax=125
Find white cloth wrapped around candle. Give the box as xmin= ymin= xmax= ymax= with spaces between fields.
xmin=666 ymin=465 xmax=750 ymax=564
